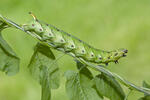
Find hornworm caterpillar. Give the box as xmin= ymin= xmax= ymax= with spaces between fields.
xmin=23 ymin=12 xmax=128 ymax=66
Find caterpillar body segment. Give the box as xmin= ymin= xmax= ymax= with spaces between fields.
xmin=82 ymin=45 xmax=95 ymax=62
xmin=50 ymin=29 xmax=66 ymax=47
xmin=22 ymin=13 xmax=128 ymax=65
xmin=72 ymin=38 xmax=86 ymax=57
xmin=92 ymin=49 xmax=103 ymax=63
xmin=23 ymin=19 xmax=43 ymax=34
xmin=62 ymin=34 xmax=76 ymax=52
xmin=40 ymin=24 xmax=54 ymax=40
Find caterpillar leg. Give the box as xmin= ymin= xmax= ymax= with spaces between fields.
xmin=114 ymin=60 xmax=119 ymax=64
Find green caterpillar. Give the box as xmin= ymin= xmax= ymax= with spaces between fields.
xmin=23 ymin=12 xmax=128 ymax=66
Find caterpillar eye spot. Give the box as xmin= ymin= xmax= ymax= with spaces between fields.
xmin=91 ymin=54 xmax=94 ymax=57
xmin=71 ymin=45 xmax=74 ymax=47
xmin=46 ymin=24 xmax=49 ymax=26
xmin=61 ymin=39 xmax=64 ymax=42
xmin=99 ymin=57 xmax=102 ymax=60
xmin=39 ymin=29 xmax=42 ymax=31
xmin=82 ymin=50 xmax=85 ymax=53
xmin=108 ymin=56 xmax=110 ymax=59
xmin=32 ymin=24 xmax=35 ymax=26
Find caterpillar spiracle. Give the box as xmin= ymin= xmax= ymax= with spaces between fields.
xmin=23 ymin=12 xmax=128 ymax=66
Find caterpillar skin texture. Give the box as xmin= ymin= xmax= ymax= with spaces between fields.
xmin=23 ymin=15 xmax=128 ymax=65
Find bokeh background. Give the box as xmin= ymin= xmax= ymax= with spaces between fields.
xmin=0 ymin=0 xmax=150 ymax=100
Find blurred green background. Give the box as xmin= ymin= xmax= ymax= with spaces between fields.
xmin=0 ymin=0 xmax=150 ymax=100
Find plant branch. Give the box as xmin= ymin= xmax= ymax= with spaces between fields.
xmin=1 ymin=14 xmax=150 ymax=96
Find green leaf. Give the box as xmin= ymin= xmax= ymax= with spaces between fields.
xmin=143 ymin=81 xmax=150 ymax=90
xmin=139 ymin=95 xmax=150 ymax=100
xmin=41 ymin=66 xmax=51 ymax=100
xmin=65 ymin=62 xmax=103 ymax=100
xmin=0 ymin=21 xmax=20 ymax=76
xmin=143 ymin=81 xmax=150 ymax=97
xmin=139 ymin=81 xmax=150 ymax=100
xmin=94 ymin=73 xmax=125 ymax=100
xmin=28 ymin=43 xmax=60 ymax=100
xmin=76 ymin=60 xmax=93 ymax=79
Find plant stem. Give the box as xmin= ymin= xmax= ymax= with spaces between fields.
xmin=1 ymin=14 xmax=150 ymax=96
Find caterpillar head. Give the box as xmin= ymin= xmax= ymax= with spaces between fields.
xmin=22 ymin=12 xmax=44 ymax=36
xmin=105 ymin=48 xmax=128 ymax=64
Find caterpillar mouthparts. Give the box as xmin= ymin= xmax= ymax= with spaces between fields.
xmin=122 ymin=49 xmax=128 ymax=57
